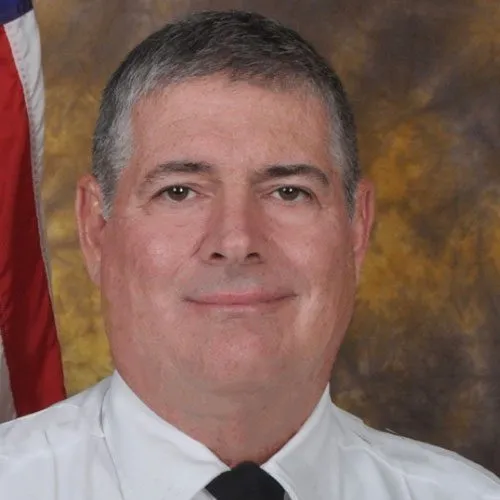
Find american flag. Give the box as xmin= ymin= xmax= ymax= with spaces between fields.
xmin=0 ymin=0 xmax=65 ymax=421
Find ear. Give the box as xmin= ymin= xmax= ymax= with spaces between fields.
xmin=75 ymin=174 xmax=107 ymax=286
xmin=350 ymin=178 xmax=375 ymax=283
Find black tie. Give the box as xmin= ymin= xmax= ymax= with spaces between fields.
xmin=205 ymin=461 xmax=285 ymax=500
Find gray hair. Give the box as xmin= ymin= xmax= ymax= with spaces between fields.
xmin=92 ymin=10 xmax=360 ymax=217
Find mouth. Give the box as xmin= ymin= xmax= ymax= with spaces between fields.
xmin=185 ymin=290 xmax=295 ymax=309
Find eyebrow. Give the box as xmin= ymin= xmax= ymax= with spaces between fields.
xmin=139 ymin=160 xmax=331 ymax=193
xmin=138 ymin=161 xmax=213 ymax=194
xmin=142 ymin=161 xmax=213 ymax=184
xmin=251 ymin=164 xmax=330 ymax=187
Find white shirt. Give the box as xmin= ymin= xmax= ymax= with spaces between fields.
xmin=0 ymin=371 xmax=499 ymax=500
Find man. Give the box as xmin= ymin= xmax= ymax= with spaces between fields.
xmin=0 ymin=9 xmax=499 ymax=500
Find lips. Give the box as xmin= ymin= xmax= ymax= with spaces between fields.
xmin=185 ymin=289 xmax=294 ymax=306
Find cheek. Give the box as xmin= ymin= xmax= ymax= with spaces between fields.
xmin=278 ymin=220 xmax=356 ymax=328
xmin=102 ymin=217 xmax=198 ymax=287
xmin=100 ymin=219 xmax=198 ymax=346
xmin=278 ymin=218 xmax=354 ymax=285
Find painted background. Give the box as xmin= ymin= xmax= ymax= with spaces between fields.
xmin=36 ymin=0 xmax=500 ymax=474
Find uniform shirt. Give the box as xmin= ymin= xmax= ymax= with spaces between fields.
xmin=0 ymin=371 xmax=499 ymax=500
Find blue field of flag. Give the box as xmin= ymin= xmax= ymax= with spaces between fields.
xmin=0 ymin=0 xmax=32 ymax=25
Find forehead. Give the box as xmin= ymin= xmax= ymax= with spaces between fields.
xmin=129 ymin=75 xmax=333 ymax=175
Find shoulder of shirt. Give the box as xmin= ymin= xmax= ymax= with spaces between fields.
xmin=0 ymin=377 xmax=111 ymax=466
xmin=330 ymin=401 xmax=500 ymax=498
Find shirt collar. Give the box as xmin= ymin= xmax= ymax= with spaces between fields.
xmin=262 ymin=386 xmax=338 ymax=500
xmin=102 ymin=371 xmax=336 ymax=500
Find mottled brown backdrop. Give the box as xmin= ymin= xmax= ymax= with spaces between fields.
xmin=37 ymin=0 xmax=500 ymax=474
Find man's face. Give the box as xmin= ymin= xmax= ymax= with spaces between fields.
xmin=78 ymin=75 xmax=373 ymax=394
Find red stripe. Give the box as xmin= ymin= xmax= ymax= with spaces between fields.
xmin=0 ymin=24 xmax=65 ymax=416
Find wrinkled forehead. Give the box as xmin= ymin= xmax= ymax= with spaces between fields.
xmin=132 ymin=71 xmax=330 ymax=119
xmin=126 ymin=75 xmax=334 ymax=177
xmin=127 ymin=71 xmax=332 ymax=133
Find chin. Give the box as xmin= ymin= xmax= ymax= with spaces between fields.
xmin=195 ymin=347 xmax=288 ymax=393
xmin=200 ymin=368 xmax=281 ymax=396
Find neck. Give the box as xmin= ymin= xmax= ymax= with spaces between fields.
xmin=123 ymin=370 xmax=329 ymax=466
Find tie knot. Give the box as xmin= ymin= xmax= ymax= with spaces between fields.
xmin=206 ymin=461 xmax=284 ymax=500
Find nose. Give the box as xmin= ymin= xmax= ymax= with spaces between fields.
xmin=198 ymin=192 xmax=264 ymax=265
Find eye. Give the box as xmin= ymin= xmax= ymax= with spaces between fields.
xmin=273 ymin=186 xmax=312 ymax=202
xmin=160 ymin=185 xmax=195 ymax=202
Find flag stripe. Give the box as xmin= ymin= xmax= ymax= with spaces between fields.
xmin=0 ymin=11 xmax=65 ymax=418
xmin=5 ymin=7 xmax=47 ymax=271
xmin=0 ymin=0 xmax=32 ymax=25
